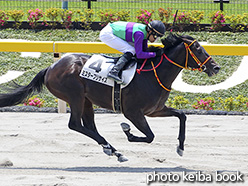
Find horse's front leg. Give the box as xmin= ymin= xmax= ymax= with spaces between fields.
xmin=121 ymin=110 xmax=155 ymax=143
xmin=147 ymin=106 xmax=186 ymax=156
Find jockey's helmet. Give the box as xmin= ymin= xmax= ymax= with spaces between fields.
xmin=148 ymin=20 xmax=166 ymax=38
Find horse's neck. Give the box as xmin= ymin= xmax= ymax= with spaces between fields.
xmin=160 ymin=44 xmax=186 ymax=87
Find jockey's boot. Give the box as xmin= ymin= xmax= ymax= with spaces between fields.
xmin=107 ymin=52 xmax=133 ymax=84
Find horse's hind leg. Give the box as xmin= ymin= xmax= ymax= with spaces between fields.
xmin=80 ymin=98 xmax=128 ymax=162
xmin=81 ymin=98 xmax=98 ymax=132
xmin=68 ymin=100 xmax=107 ymax=145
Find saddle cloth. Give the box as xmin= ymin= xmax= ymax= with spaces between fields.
xmin=80 ymin=54 xmax=137 ymax=88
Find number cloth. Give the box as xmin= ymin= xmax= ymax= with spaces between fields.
xmin=79 ymin=54 xmax=137 ymax=88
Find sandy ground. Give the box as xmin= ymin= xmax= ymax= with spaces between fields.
xmin=0 ymin=112 xmax=247 ymax=186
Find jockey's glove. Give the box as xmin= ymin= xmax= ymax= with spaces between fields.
xmin=155 ymin=48 xmax=164 ymax=57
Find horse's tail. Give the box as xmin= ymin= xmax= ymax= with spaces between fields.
xmin=0 ymin=68 xmax=48 ymax=107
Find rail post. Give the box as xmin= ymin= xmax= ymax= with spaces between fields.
xmin=53 ymin=52 xmax=67 ymax=113
xmin=62 ymin=0 xmax=68 ymax=10
xmin=213 ymin=0 xmax=230 ymax=11
xmin=82 ymin=0 xmax=97 ymax=9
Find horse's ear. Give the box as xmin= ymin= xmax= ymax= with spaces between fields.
xmin=180 ymin=37 xmax=191 ymax=45
xmin=179 ymin=35 xmax=195 ymax=44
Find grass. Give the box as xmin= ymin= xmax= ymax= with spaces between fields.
xmin=0 ymin=29 xmax=247 ymax=110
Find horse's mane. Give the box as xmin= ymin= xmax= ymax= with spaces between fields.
xmin=147 ymin=33 xmax=195 ymax=52
xmin=161 ymin=33 xmax=195 ymax=50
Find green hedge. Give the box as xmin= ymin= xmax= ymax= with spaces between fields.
xmin=0 ymin=8 xmax=248 ymax=31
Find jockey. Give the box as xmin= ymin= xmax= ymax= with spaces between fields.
xmin=100 ymin=20 xmax=166 ymax=84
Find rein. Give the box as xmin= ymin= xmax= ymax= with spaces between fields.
xmin=136 ymin=40 xmax=212 ymax=91
xmin=136 ymin=56 xmax=163 ymax=74
xmin=151 ymin=61 xmax=171 ymax=92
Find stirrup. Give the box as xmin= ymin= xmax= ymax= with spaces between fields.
xmin=107 ymin=73 xmax=123 ymax=84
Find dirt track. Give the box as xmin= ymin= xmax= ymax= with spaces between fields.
xmin=0 ymin=113 xmax=247 ymax=185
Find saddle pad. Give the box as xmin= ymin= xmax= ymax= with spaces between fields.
xmin=80 ymin=54 xmax=137 ymax=88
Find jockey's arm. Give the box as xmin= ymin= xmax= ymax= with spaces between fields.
xmin=134 ymin=31 xmax=156 ymax=59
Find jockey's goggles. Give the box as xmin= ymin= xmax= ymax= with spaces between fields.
xmin=152 ymin=33 xmax=163 ymax=39
xmin=151 ymin=29 xmax=164 ymax=39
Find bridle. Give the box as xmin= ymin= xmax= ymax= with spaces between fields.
xmin=137 ymin=39 xmax=212 ymax=73
xmin=136 ymin=40 xmax=212 ymax=92
xmin=163 ymin=40 xmax=212 ymax=72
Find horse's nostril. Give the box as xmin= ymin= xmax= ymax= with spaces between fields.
xmin=214 ymin=66 xmax=221 ymax=72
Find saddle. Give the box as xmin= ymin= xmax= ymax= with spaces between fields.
xmin=100 ymin=54 xmax=136 ymax=71
xmin=79 ymin=54 xmax=137 ymax=88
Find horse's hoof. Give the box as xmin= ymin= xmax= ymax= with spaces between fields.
xmin=114 ymin=151 xmax=128 ymax=162
xmin=118 ymin=155 xmax=128 ymax=162
xmin=177 ymin=146 xmax=184 ymax=157
xmin=121 ymin=123 xmax=130 ymax=132
xmin=102 ymin=144 xmax=113 ymax=156
xmin=103 ymin=148 xmax=113 ymax=156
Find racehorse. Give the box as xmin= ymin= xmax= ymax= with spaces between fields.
xmin=0 ymin=34 xmax=220 ymax=162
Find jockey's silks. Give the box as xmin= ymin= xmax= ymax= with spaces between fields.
xmin=109 ymin=21 xmax=156 ymax=59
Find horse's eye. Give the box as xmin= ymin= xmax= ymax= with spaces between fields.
xmin=195 ymin=44 xmax=202 ymax=54
xmin=195 ymin=43 xmax=200 ymax=48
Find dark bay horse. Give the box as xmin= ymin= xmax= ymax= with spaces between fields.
xmin=0 ymin=34 xmax=220 ymax=162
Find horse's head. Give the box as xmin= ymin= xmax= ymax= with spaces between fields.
xmin=162 ymin=34 xmax=220 ymax=77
